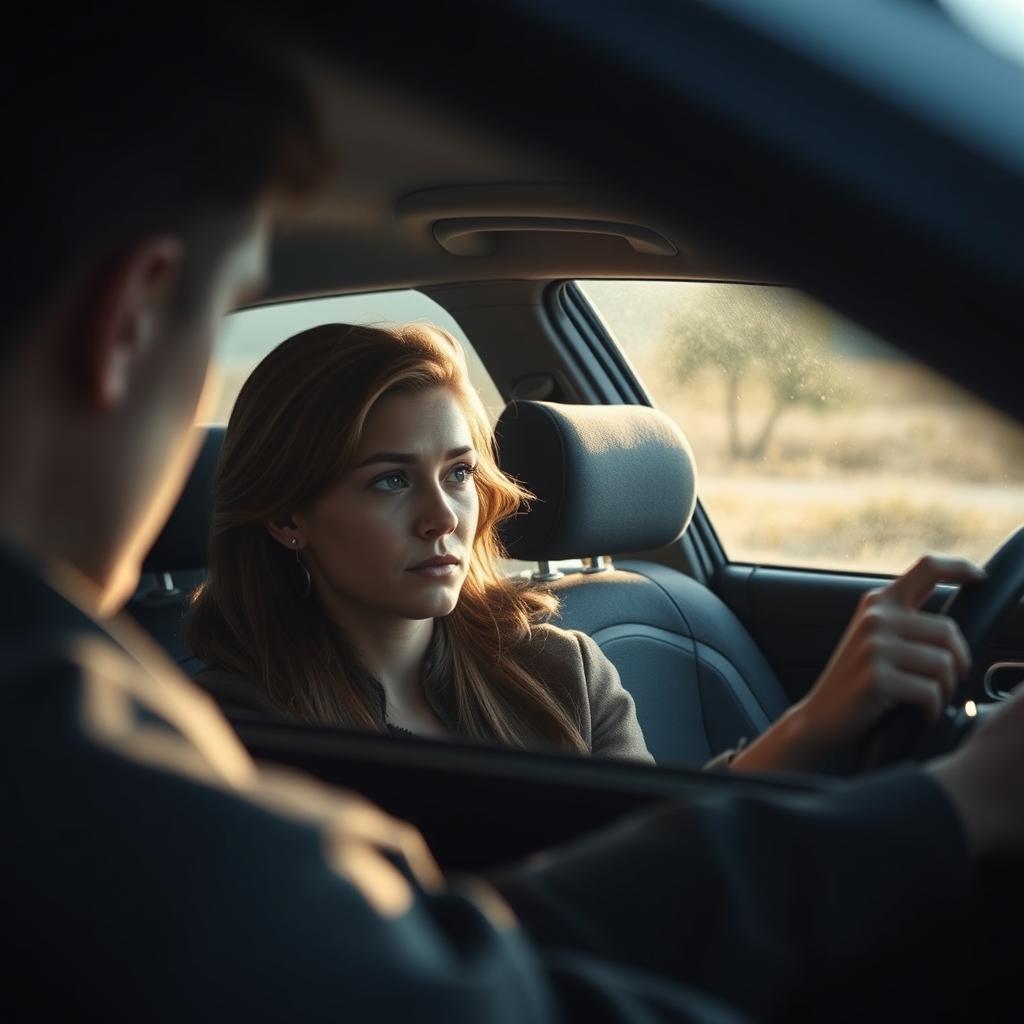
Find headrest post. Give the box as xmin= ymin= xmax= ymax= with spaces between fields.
xmin=532 ymin=560 xmax=564 ymax=582
xmin=582 ymin=555 xmax=612 ymax=575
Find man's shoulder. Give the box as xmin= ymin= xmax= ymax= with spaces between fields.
xmin=0 ymin=623 xmax=242 ymax=790
xmin=0 ymin=553 xmax=121 ymax=746
xmin=0 ymin=546 xmax=104 ymax=653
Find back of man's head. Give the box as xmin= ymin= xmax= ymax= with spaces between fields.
xmin=0 ymin=13 xmax=330 ymax=612
xmin=4 ymin=13 xmax=327 ymax=357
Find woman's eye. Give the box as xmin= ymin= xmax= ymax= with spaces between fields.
xmin=447 ymin=463 xmax=476 ymax=485
xmin=371 ymin=473 xmax=408 ymax=493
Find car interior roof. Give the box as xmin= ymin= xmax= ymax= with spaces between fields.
xmin=255 ymin=1 xmax=1024 ymax=432
xmin=261 ymin=63 xmax=778 ymax=306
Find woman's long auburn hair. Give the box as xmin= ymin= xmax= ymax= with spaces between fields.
xmin=186 ymin=322 xmax=589 ymax=754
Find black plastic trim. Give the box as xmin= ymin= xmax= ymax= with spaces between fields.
xmin=232 ymin=716 xmax=820 ymax=870
xmin=539 ymin=281 xmax=606 ymax=402
xmin=561 ymin=281 xmax=649 ymax=403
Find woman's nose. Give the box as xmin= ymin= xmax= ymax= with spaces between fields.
xmin=416 ymin=486 xmax=459 ymax=539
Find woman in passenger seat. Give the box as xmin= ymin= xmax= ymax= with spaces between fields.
xmin=186 ymin=322 xmax=983 ymax=771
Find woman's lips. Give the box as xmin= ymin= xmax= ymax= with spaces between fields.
xmin=410 ymin=563 xmax=459 ymax=579
xmin=408 ymin=556 xmax=460 ymax=578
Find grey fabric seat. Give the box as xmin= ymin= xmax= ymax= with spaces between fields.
xmin=496 ymin=400 xmax=790 ymax=767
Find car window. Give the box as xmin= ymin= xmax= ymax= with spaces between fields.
xmin=211 ymin=290 xmax=504 ymax=426
xmin=578 ymin=279 xmax=1024 ymax=575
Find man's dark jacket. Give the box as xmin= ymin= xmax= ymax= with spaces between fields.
xmin=0 ymin=549 xmax=971 ymax=1022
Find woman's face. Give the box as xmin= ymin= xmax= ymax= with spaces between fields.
xmin=293 ymin=386 xmax=481 ymax=624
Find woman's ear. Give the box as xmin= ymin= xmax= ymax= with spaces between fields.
xmin=265 ymin=516 xmax=306 ymax=552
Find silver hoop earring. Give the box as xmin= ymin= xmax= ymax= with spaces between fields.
xmin=292 ymin=550 xmax=311 ymax=599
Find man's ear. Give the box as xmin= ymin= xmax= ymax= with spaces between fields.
xmin=266 ymin=516 xmax=306 ymax=552
xmin=79 ymin=236 xmax=184 ymax=409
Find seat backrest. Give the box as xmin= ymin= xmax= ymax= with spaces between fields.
xmin=496 ymin=400 xmax=790 ymax=767
xmin=128 ymin=426 xmax=224 ymax=672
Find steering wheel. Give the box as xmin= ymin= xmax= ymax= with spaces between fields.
xmin=860 ymin=526 xmax=1024 ymax=770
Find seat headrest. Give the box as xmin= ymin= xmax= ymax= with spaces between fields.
xmin=143 ymin=426 xmax=225 ymax=574
xmin=496 ymin=401 xmax=697 ymax=561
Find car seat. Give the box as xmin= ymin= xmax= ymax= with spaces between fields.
xmin=134 ymin=409 xmax=790 ymax=766
xmin=496 ymin=400 xmax=790 ymax=767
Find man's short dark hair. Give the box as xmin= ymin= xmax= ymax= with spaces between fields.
xmin=3 ymin=13 xmax=328 ymax=352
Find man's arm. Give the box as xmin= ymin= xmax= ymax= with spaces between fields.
xmin=3 ymin=641 xmax=751 ymax=1023
xmin=490 ymin=766 xmax=970 ymax=1023
xmin=13 ymin=633 xmax=1024 ymax=1022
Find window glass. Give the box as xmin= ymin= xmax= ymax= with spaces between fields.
xmin=578 ymin=280 xmax=1024 ymax=574
xmin=210 ymin=290 xmax=503 ymax=425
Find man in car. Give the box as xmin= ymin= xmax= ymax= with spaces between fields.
xmin=2 ymin=14 xmax=1020 ymax=1023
